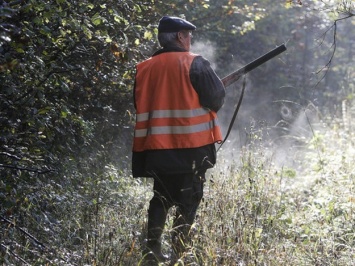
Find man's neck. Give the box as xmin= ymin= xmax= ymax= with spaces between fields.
xmin=153 ymin=46 xmax=188 ymax=56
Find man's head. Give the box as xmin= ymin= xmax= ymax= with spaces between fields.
xmin=157 ymin=16 xmax=196 ymax=51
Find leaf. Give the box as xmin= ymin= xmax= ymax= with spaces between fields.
xmin=33 ymin=16 xmax=42 ymax=25
xmin=82 ymin=25 xmax=92 ymax=39
xmin=113 ymin=14 xmax=128 ymax=25
xmin=38 ymin=107 xmax=52 ymax=115
xmin=61 ymin=111 xmax=68 ymax=118
xmin=91 ymin=13 xmax=103 ymax=26
xmin=143 ymin=30 xmax=153 ymax=40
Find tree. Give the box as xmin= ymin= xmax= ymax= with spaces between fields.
xmin=1 ymin=0 xmax=158 ymax=264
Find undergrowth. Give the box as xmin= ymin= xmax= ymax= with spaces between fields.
xmin=2 ymin=121 xmax=354 ymax=265
xmin=75 ymin=121 xmax=354 ymax=266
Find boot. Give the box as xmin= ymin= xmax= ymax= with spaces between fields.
xmin=142 ymin=239 xmax=169 ymax=263
xmin=142 ymin=199 xmax=169 ymax=263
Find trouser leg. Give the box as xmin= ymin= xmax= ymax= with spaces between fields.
xmin=172 ymin=172 xmax=205 ymax=256
xmin=144 ymin=180 xmax=171 ymax=262
xmin=147 ymin=196 xmax=168 ymax=242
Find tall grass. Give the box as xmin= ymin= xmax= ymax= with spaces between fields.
xmin=26 ymin=118 xmax=353 ymax=266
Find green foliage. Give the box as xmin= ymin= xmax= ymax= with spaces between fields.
xmin=1 ymin=0 xmax=354 ymax=265
xmin=1 ymin=0 xmax=156 ymax=263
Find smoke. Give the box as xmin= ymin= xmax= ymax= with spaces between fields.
xmin=191 ymin=40 xmax=218 ymax=70
xmin=190 ymin=39 xmax=323 ymax=171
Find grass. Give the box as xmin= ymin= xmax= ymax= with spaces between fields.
xmin=70 ymin=118 xmax=354 ymax=266
xmin=3 ymin=118 xmax=354 ymax=266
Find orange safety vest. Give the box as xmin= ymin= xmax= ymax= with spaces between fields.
xmin=133 ymin=52 xmax=222 ymax=152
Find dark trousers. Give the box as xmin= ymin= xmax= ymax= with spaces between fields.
xmin=147 ymin=171 xmax=205 ymax=253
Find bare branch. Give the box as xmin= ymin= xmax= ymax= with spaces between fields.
xmin=0 ymin=243 xmax=31 ymax=265
xmin=0 ymin=215 xmax=47 ymax=249
xmin=314 ymin=12 xmax=353 ymax=88
xmin=1 ymin=215 xmax=73 ymax=265
xmin=0 ymin=152 xmax=22 ymax=160
xmin=0 ymin=163 xmax=54 ymax=174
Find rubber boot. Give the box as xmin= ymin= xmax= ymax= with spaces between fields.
xmin=143 ymin=239 xmax=169 ymax=263
xmin=142 ymin=199 xmax=169 ymax=263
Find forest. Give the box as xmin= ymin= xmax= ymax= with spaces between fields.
xmin=1 ymin=0 xmax=354 ymax=265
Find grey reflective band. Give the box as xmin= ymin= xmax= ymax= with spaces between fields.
xmin=135 ymin=119 xmax=219 ymax=137
xmin=136 ymin=108 xmax=210 ymax=122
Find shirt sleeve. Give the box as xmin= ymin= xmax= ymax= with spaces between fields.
xmin=189 ymin=56 xmax=226 ymax=112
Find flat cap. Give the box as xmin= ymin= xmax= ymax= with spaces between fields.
xmin=158 ymin=16 xmax=196 ymax=33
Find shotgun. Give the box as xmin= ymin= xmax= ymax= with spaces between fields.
xmin=221 ymin=44 xmax=287 ymax=87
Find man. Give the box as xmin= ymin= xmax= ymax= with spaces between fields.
xmin=132 ymin=16 xmax=225 ymax=263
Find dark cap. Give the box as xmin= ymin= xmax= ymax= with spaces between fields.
xmin=158 ymin=16 xmax=196 ymax=33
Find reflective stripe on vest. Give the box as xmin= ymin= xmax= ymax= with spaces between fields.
xmin=136 ymin=108 xmax=209 ymax=122
xmin=135 ymin=115 xmax=219 ymax=137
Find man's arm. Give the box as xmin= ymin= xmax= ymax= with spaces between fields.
xmin=189 ymin=56 xmax=225 ymax=112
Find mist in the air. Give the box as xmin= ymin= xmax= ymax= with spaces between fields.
xmin=191 ymin=39 xmax=322 ymax=170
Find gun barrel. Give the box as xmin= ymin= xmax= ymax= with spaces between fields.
xmin=222 ymin=44 xmax=287 ymax=87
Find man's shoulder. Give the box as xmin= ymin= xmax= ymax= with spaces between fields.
xmin=191 ymin=54 xmax=210 ymax=67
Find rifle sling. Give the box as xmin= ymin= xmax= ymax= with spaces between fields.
xmin=217 ymin=75 xmax=247 ymax=153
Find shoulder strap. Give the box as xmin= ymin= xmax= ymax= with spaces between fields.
xmin=217 ymin=75 xmax=247 ymax=152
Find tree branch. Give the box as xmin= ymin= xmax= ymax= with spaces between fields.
xmin=0 ymin=215 xmax=47 ymax=249
xmin=8 ymin=0 xmax=27 ymax=7
xmin=13 ymin=67 xmax=82 ymax=105
xmin=1 ymin=215 xmax=73 ymax=265
xmin=314 ymin=13 xmax=353 ymax=88
xmin=0 ymin=243 xmax=31 ymax=265
xmin=0 ymin=163 xmax=54 ymax=174
xmin=0 ymin=151 xmax=22 ymax=160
